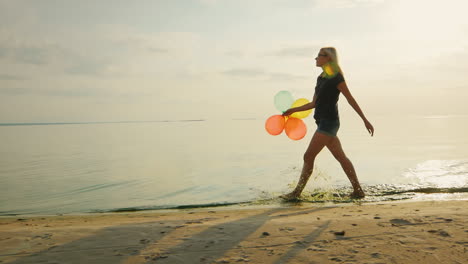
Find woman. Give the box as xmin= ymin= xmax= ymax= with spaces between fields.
xmin=281 ymin=47 xmax=374 ymax=200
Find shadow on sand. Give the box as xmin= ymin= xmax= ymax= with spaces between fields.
xmin=8 ymin=207 xmax=333 ymax=264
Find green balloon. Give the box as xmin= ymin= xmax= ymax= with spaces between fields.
xmin=274 ymin=91 xmax=294 ymax=113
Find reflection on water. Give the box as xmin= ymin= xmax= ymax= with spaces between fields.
xmin=0 ymin=115 xmax=467 ymax=215
xmin=403 ymin=160 xmax=468 ymax=188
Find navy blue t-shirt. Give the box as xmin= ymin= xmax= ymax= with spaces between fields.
xmin=314 ymin=72 xmax=345 ymax=121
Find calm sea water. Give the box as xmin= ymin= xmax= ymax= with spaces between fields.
xmin=1 ymin=114 xmax=467 ymax=215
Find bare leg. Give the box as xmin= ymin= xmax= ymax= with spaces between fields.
xmin=326 ymin=137 xmax=365 ymax=198
xmin=280 ymin=132 xmax=331 ymax=200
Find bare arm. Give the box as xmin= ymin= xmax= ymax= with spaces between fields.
xmin=282 ymin=94 xmax=317 ymax=116
xmin=338 ymin=81 xmax=374 ymax=136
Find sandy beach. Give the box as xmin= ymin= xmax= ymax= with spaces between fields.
xmin=0 ymin=200 xmax=466 ymax=264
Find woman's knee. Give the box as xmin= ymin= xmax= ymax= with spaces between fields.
xmin=303 ymin=152 xmax=317 ymax=163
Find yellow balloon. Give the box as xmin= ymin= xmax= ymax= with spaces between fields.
xmin=291 ymin=98 xmax=312 ymax=119
xmin=324 ymin=64 xmax=334 ymax=76
xmin=322 ymin=62 xmax=339 ymax=78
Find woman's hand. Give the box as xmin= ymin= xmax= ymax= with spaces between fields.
xmin=282 ymin=108 xmax=296 ymax=116
xmin=364 ymin=119 xmax=374 ymax=136
xmin=282 ymin=102 xmax=315 ymax=117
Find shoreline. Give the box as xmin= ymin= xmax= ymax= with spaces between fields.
xmin=1 ymin=199 xmax=466 ymax=263
xmin=2 ymin=185 xmax=467 ymax=217
xmin=2 ymin=193 xmax=467 ymax=218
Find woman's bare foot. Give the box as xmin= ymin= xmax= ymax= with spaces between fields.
xmin=279 ymin=192 xmax=301 ymax=201
xmin=350 ymin=190 xmax=365 ymax=199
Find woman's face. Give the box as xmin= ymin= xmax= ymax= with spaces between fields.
xmin=315 ymin=50 xmax=330 ymax=67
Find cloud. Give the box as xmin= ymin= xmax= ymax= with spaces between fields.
xmin=268 ymin=72 xmax=309 ymax=81
xmin=0 ymin=87 xmax=30 ymax=96
xmin=0 ymin=85 xmax=111 ymax=98
xmin=0 ymin=38 xmax=114 ymax=77
xmin=314 ymin=0 xmax=385 ymax=9
xmin=0 ymin=41 xmax=58 ymax=66
xmin=12 ymin=47 xmax=50 ymax=65
xmin=101 ymin=25 xmax=200 ymax=55
xmin=225 ymin=50 xmax=245 ymax=57
xmin=222 ymin=68 xmax=309 ymax=81
xmin=267 ymin=46 xmax=321 ymax=58
xmin=222 ymin=68 xmax=266 ymax=78
xmin=0 ymin=74 xmax=26 ymax=80
xmin=44 ymin=87 xmax=111 ymax=98
xmin=64 ymin=56 xmax=114 ymax=76
xmin=198 ymin=0 xmax=219 ymax=5
xmin=0 ymin=24 xmax=139 ymax=77
xmin=147 ymin=47 xmax=169 ymax=53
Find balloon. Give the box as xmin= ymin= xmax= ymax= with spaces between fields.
xmin=290 ymin=98 xmax=313 ymax=119
xmin=265 ymin=115 xmax=286 ymax=136
xmin=285 ymin=118 xmax=307 ymax=140
xmin=323 ymin=64 xmax=335 ymax=77
xmin=322 ymin=62 xmax=339 ymax=78
xmin=274 ymin=91 xmax=294 ymax=113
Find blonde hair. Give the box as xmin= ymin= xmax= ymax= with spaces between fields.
xmin=320 ymin=47 xmax=342 ymax=75
xmin=321 ymin=47 xmax=339 ymax=63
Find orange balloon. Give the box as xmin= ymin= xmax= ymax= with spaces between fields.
xmin=265 ymin=115 xmax=285 ymax=135
xmin=285 ymin=118 xmax=307 ymax=140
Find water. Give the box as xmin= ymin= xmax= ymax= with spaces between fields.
xmin=1 ymin=115 xmax=467 ymax=215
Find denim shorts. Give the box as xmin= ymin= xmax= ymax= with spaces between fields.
xmin=315 ymin=119 xmax=340 ymax=137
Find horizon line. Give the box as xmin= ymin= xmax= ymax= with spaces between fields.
xmin=0 ymin=118 xmax=259 ymax=127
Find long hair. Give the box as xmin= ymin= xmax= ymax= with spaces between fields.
xmin=321 ymin=47 xmax=343 ymax=77
xmin=321 ymin=47 xmax=339 ymax=63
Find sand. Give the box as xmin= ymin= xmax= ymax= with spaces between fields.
xmin=0 ymin=200 xmax=466 ymax=264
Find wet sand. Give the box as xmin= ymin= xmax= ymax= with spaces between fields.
xmin=0 ymin=200 xmax=466 ymax=264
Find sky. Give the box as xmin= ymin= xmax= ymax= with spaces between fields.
xmin=1 ymin=0 xmax=468 ymax=123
